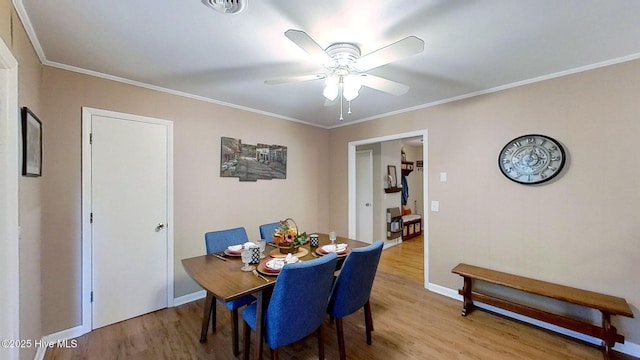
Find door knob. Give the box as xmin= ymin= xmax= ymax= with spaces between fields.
xmin=156 ymin=223 xmax=166 ymax=231
xmin=365 ymin=203 xmax=371 ymax=207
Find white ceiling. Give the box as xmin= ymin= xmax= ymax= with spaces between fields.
xmin=15 ymin=1 xmax=640 ymax=129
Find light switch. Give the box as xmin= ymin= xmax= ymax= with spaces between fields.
xmin=431 ymin=200 xmax=440 ymax=212
xmin=440 ymin=172 xmax=447 ymax=182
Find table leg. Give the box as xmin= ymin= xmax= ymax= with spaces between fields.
xmin=254 ymin=290 xmax=264 ymax=360
xmin=200 ymin=292 xmax=214 ymax=342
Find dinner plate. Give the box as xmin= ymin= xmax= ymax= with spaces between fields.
xmin=264 ymin=259 xmax=284 ymax=272
xmin=224 ymin=249 xmax=242 ymax=256
xmin=256 ymin=262 xmax=279 ymax=276
xmin=320 ymin=244 xmax=349 ymax=254
xmin=261 ymin=257 xmax=300 ymax=273
xmin=224 ymin=244 xmax=245 ymax=256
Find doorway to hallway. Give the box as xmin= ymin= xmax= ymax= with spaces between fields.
xmin=347 ymin=129 xmax=429 ymax=288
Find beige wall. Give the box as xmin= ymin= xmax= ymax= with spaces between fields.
xmin=0 ymin=4 xmax=44 ymax=360
xmin=4 ymin=0 xmax=639 ymax=351
xmin=39 ymin=66 xmax=331 ymax=333
xmin=329 ymin=59 xmax=640 ymax=342
xmin=380 ymin=140 xmax=402 ymax=245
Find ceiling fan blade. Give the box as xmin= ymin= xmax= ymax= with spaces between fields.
xmin=354 ymin=36 xmax=424 ymax=72
xmin=264 ymin=73 xmax=326 ymax=85
xmin=360 ymin=74 xmax=409 ymax=96
xmin=285 ymin=29 xmax=336 ymax=67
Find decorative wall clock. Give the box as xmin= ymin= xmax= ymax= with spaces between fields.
xmin=498 ymin=134 xmax=565 ymax=185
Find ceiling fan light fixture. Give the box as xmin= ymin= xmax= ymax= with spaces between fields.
xmin=323 ymin=75 xmax=339 ymax=100
xmin=201 ymin=0 xmax=247 ymax=14
xmin=343 ymin=74 xmax=362 ymax=101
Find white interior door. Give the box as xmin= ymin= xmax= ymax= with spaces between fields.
xmin=90 ymin=113 xmax=170 ymax=329
xmin=356 ymin=150 xmax=374 ymax=243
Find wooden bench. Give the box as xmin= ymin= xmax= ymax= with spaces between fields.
xmin=402 ymin=214 xmax=421 ymax=240
xmin=401 ymin=206 xmax=422 ymax=240
xmin=451 ymin=263 xmax=634 ymax=359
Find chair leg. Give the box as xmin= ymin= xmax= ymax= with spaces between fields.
xmin=364 ymin=300 xmax=373 ymax=345
xmin=243 ymin=321 xmax=251 ymax=360
xmin=317 ymin=325 xmax=325 ymax=360
xmin=232 ymin=309 xmax=240 ymax=356
xmin=336 ymin=318 xmax=346 ymax=360
xmin=271 ymin=348 xmax=279 ymax=360
xmin=200 ymin=292 xmax=215 ymax=343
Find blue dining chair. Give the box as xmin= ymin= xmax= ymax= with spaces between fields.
xmin=327 ymin=240 xmax=384 ymax=360
xmin=242 ymin=253 xmax=338 ymax=360
xmin=259 ymin=222 xmax=280 ymax=240
xmin=203 ymin=227 xmax=256 ymax=356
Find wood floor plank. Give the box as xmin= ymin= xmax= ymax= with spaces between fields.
xmin=44 ymin=236 xmax=636 ymax=359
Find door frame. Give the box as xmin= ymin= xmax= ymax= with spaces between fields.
xmin=0 ymin=37 xmax=20 ymax=360
xmin=348 ymin=129 xmax=428 ymax=287
xmin=355 ymin=149 xmax=374 ymax=244
xmin=80 ymin=107 xmax=174 ymax=334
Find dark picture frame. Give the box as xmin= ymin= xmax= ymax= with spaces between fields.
xmin=21 ymin=107 xmax=42 ymax=177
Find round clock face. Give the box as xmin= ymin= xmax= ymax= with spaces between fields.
xmin=498 ymin=134 xmax=566 ymax=184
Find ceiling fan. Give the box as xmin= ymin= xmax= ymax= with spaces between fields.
xmin=265 ymin=29 xmax=425 ymax=120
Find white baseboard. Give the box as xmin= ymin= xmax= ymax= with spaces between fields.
xmin=427 ymin=282 xmax=460 ymax=300
xmin=34 ymin=325 xmax=85 ymax=360
xmin=382 ymin=238 xmax=402 ymax=250
xmin=173 ymin=290 xmax=206 ymax=307
xmin=33 ymin=292 xmax=205 ymax=360
xmin=427 ymin=282 xmax=640 ymax=358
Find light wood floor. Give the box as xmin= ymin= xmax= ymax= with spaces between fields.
xmin=45 ymin=236 xmax=635 ymax=359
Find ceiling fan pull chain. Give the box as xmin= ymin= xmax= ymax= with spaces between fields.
xmin=339 ymin=87 xmax=344 ymax=121
xmin=347 ymin=100 xmax=352 ymax=115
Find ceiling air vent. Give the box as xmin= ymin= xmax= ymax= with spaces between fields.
xmin=201 ymin=0 xmax=247 ymax=14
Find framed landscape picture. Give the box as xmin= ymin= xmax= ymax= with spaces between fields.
xmin=220 ymin=136 xmax=287 ymax=181
xmin=21 ymin=107 xmax=42 ymax=177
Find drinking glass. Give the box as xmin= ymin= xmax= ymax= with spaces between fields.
xmin=258 ymin=240 xmax=267 ymax=259
xmin=329 ymin=231 xmax=337 ymax=245
xmin=240 ymin=249 xmax=254 ymax=272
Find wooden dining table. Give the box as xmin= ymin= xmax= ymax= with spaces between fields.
xmin=181 ymin=233 xmax=369 ymax=360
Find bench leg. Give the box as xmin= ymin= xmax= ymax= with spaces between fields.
xmin=601 ymin=312 xmax=615 ymax=360
xmin=461 ymin=276 xmax=474 ymax=316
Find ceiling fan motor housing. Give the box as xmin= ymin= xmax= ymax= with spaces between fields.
xmin=326 ymin=43 xmax=361 ymax=75
xmin=201 ymin=0 xmax=247 ymax=14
